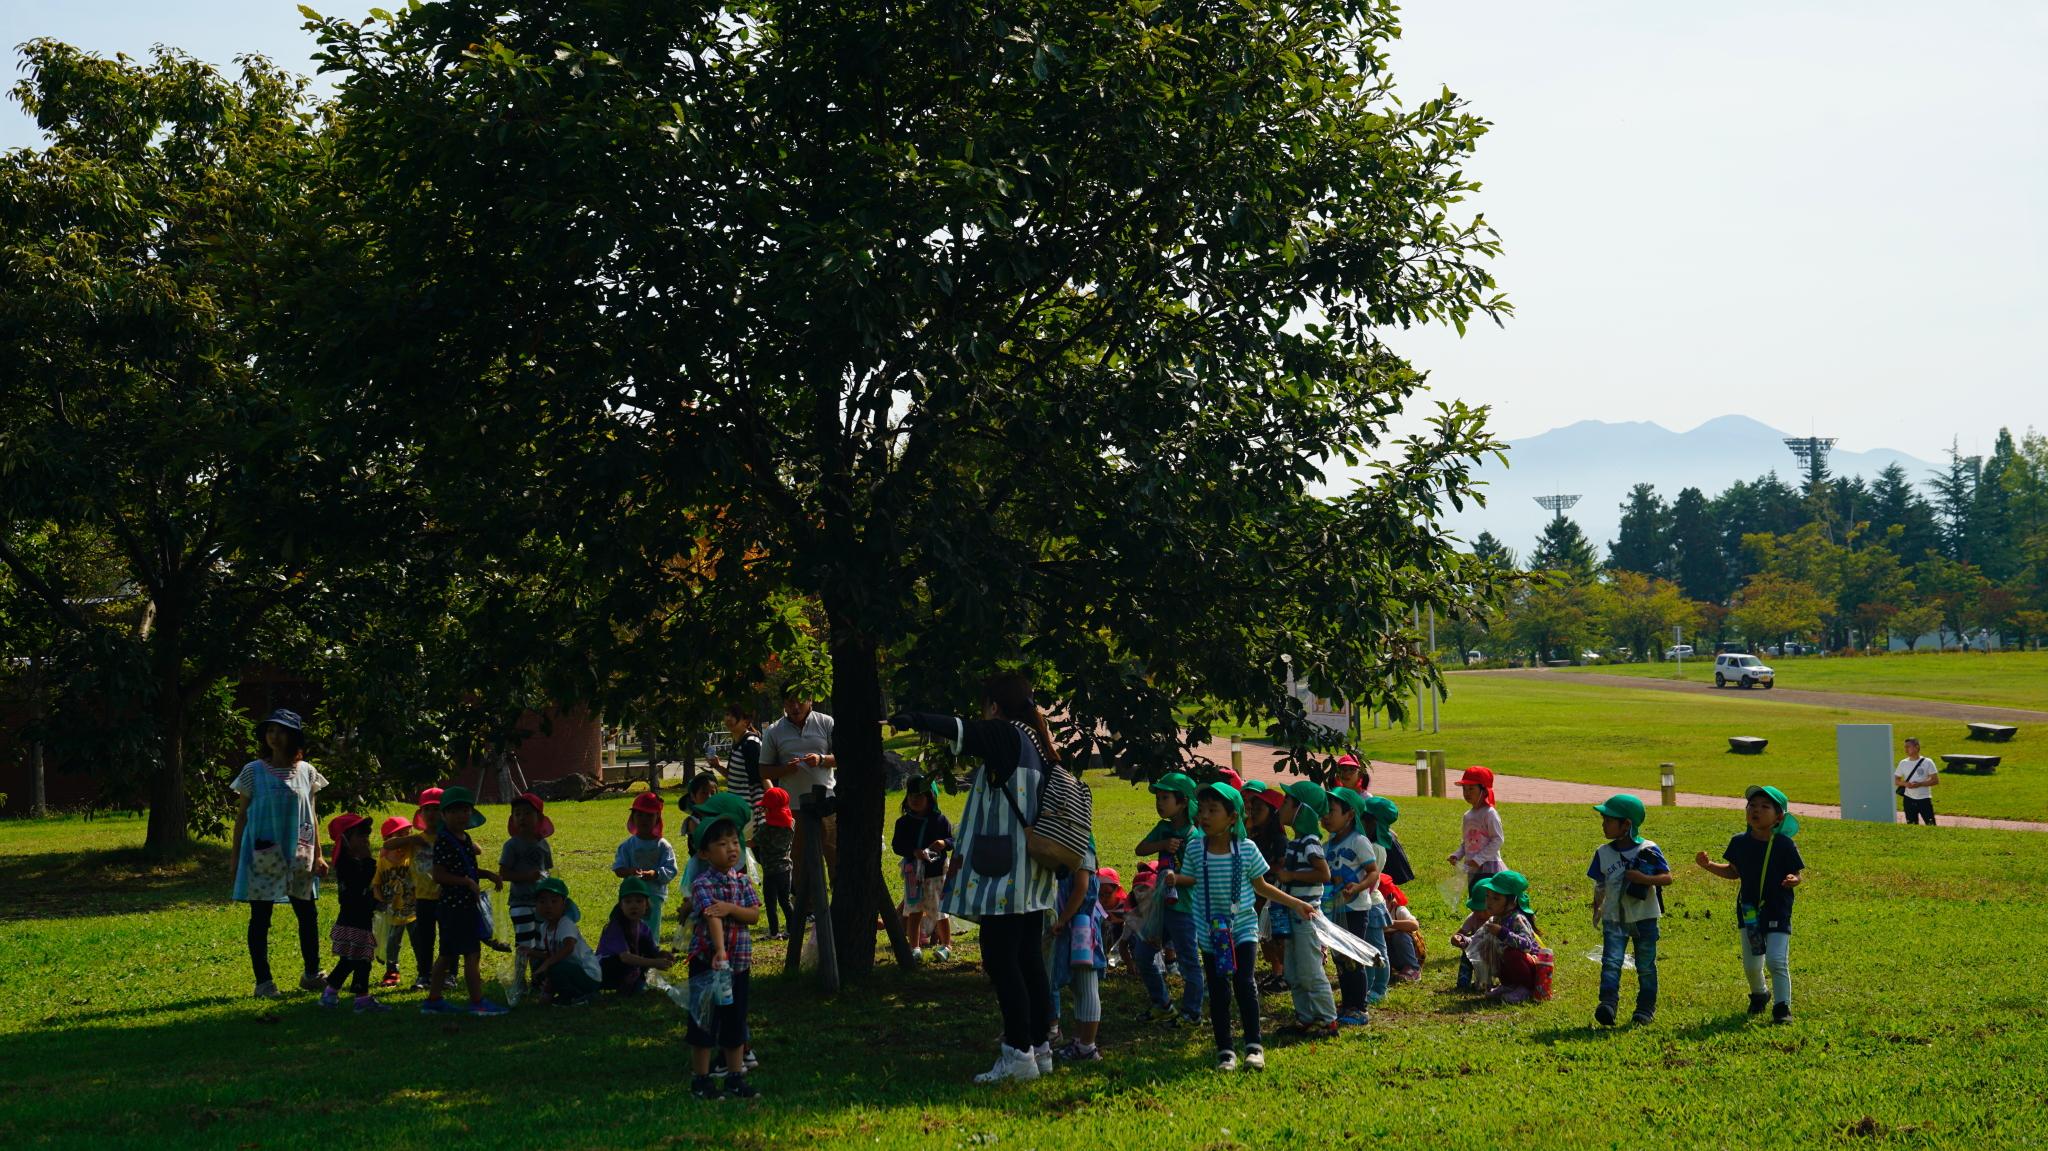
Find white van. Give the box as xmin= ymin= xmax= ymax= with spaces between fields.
xmin=1714 ymin=653 xmax=1775 ymax=689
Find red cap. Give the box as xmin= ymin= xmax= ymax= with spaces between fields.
xmin=412 ymin=787 xmax=444 ymax=831
xmin=509 ymin=792 xmax=555 ymax=839
xmin=1096 ymin=866 xmax=1121 ymax=889
xmin=1377 ymin=872 xmax=1408 ymax=907
xmin=378 ymin=816 xmax=412 ymax=840
xmin=760 ymin=786 xmax=794 ymax=829
xmin=1336 ymin=754 xmax=1363 ymax=769
xmin=1455 ymin=766 xmax=1496 ymax=806
xmin=628 ymin=791 xmax=665 ymax=837
xmin=328 ymin=812 xmax=370 ymax=842
xmin=1252 ymin=787 xmax=1285 ymax=811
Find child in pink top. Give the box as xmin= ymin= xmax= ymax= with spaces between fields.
xmin=1446 ymin=766 xmax=1504 ymax=893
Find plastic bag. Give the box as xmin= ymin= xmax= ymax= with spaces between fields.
xmin=1436 ymin=874 xmax=1469 ymax=913
xmin=689 ymin=965 xmax=731 ymax=1032
xmin=800 ymin=926 xmax=819 ymax=971
xmin=503 ymin=952 xmax=528 ymax=1008
xmin=370 ymin=909 xmax=392 ymax=964
xmin=1310 ymin=913 xmax=1384 ymax=969
xmin=645 ymin=970 xmax=692 ymax=1010
xmin=477 ymin=887 xmax=498 ymax=941
xmin=1585 ymin=947 xmax=1635 ymax=971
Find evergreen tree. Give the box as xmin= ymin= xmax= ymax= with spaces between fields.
xmin=1668 ymin=486 xmax=1726 ymax=602
xmin=1532 ymin=513 xmax=1598 ymax=577
xmin=1712 ymin=472 xmax=1802 ymax=584
xmin=1472 ymin=531 xmax=1518 ymax=569
xmin=1928 ymin=440 xmax=1979 ymax=563
xmin=1868 ymin=462 xmax=1940 ymax=560
xmin=1606 ymin=483 xmax=1672 ymax=575
xmin=1970 ymin=429 xmax=2018 ymax=578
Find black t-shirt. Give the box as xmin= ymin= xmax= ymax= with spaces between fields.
xmin=335 ymin=854 xmax=379 ymax=929
xmin=1722 ymin=832 xmax=1805 ymax=932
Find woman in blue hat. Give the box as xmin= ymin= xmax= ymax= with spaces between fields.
xmin=230 ymin=709 xmax=331 ymax=999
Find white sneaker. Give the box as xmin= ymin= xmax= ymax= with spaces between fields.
xmin=1216 ymin=1050 xmax=1239 ymax=1072
xmin=251 ymin=981 xmax=283 ymax=1000
xmin=1243 ymin=1046 xmax=1266 ymax=1071
xmin=934 ymin=945 xmax=952 ymax=962
xmin=1033 ymin=1042 xmax=1054 ymax=1076
xmin=974 ymin=1044 xmax=1039 ymax=1084
xmin=910 ymin=947 xmax=923 ymax=961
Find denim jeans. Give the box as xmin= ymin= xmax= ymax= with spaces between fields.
xmin=1599 ymin=918 xmax=1660 ymax=1018
xmin=1742 ymin=927 xmax=1792 ymax=1006
xmin=1363 ymin=906 xmax=1390 ymax=1001
xmin=1134 ymin=908 xmax=1205 ymax=1019
xmin=1283 ymin=908 xmax=1337 ymax=1025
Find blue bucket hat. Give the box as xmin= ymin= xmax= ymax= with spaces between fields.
xmin=256 ymin=708 xmax=304 ymax=734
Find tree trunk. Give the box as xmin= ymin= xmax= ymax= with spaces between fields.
xmin=826 ymin=616 xmax=885 ymax=981
xmin=28 ymin=656 xmax=46 ymax=817
xmin=143 ymin=626 xmax=190 ymax=856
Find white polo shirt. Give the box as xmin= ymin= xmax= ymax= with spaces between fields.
xmin=761 ymin=710 xmax=836 ymax=807
xmin=1895 ymin=755 xmax=1937 ymax=801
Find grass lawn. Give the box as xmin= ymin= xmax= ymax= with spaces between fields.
xmin=2 ymin=780 xmax=2044 ymax=1150
xmin=1545 ymin=649 xmax=2048 ymax=712
xmin=1347 ymin=676 xmax=2042 ymax=822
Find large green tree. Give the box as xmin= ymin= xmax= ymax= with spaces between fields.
xmin=293 ymin=0 xmax=1513 ymax=974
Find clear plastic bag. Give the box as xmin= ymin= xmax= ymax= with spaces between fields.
xmin=477 ymin=887 xmax=498 ymax=941
xmin=503 ymin=953 xmax=528 ymax=1007
xmin=1585 ymin=947 xmax=1636 ymax=971
xmin=688 ymin=966 xmax=731 ymax=1032
xmin=1436 ymin=874 xmax=1469 ymax=913
xmin=645 ymin=969 xmax=693 ymax=1010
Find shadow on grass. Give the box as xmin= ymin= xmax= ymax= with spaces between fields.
xmin=0 ymin=842 xmax=233 ymax=921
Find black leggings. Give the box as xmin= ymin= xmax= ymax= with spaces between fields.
xmin=763 ymin=871 xmax=794 ymax=936
xmin=326 ymin=957 xmax=371 ymax=996
xmin=979 ymin=911 xmax=1053 ymax=1051
xmin=1336 ymin=910 xmax=1368 ymax=1011
xmin=409 ymin=898 xmax=440 ymax=974
xmin=1204 ymin=941 xmax=1262 ymax=1053
xmin=248 ymin=898 xmax=320 ymax=985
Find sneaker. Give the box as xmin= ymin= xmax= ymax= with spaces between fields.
xmin=1365 ymin=991 xmax=1386 ymax=1006
xmin=933 ymin=945 xmax=952 ymax=962
xmin=1594 ymin=1002 xmax=1617 ymax=1027
xmin=1397 ymin=966 xmax=1422 ymax=983
xmin=318 ymin=989 xmax=341 ymax=1009
xmin=558 ymin=994 xmax=594 ymax=1006
xmin=252 ymin=981 xmax=284 ymax=1000
xmin=298 ymin=971 xmax=328 ymax=992
xmin=1134 ymin=1004 xmax=1176 ymax=1023
xmin=691 ymin=1075 xmax=723 ymax=1101
xmin=419 ymin=998 xmax=465 ymax=1014
xmin=1336 ymin=1009 xmax=1371 ymax=1027
xmin=468 ymin=1000 xmax=511 ymax=1016
xmin=354 ymin=996 xmax=394 ymax=1013
xmin=1163 ymin=1013 xmax=1202 ymax=1030
xmin=1501 ymin=987 xmax=1531 ymax=1005
xmin=1032 ymin=1042 xmax=1054 ymax=1076
xmin=379 ymin=969 xmax=403 ymax=988
xmin=722 ymin=1074 xmax=760 ymax=1100
xmin=1216 ymin=1050 xmax=1239 ymax=1072
xmin=743 ymin=1048 xmax=759 ymax=1073
xmin=484 ymin=938 xmax=513 ymax=953
xmin=910 ymin=947 xmax=923 ymax=961
xmin=1053 ymin=1040 xmax=1102 ymax=1063
xmin=1748 ymin=992 xmax=1771 ymax=1015
xmin=1771 ymin=1002 xmax=1792 ymax=1025
xmin=974 ymin=1044 xmax=1039 ymax=1084
xmin=1631 ymin=1012 xmax=1655 ymax=1026
xmin=1242 ymin=1046 xmax=1266 ymax=1071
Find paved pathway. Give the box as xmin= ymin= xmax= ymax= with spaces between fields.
xmin=1191 ymin=737 xmax=2046 ymax=833
xmin=1456 ymin=667 xmax=2048 ymax=725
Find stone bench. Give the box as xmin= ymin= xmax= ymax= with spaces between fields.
xmin=1728 ymin=737 xmax=1769 ymax=755
xmin=1966 ymin=723 xmax=2018 ymax=742
xmin=1940 ymin=753 xmax=2001 ymax=773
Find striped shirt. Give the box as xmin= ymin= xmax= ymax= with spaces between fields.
xmin=722 ymin=732 xmax=764 ymax=830
xmin=1177 ymin=838 xmax=1268 ymax=948
xmin=937 ymin=719 xmax=1058 ymax=921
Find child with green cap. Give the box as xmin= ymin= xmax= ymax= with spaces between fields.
xmin=686 ymin=809 xmax=763 ymax=1100
xmin=1451 ymin=871 xmax=1543 ymax=1003
xmin=1133 ymin=771 xmax=1205 ymax=1026
xmin=1167 ymin=783 xmax=1319 ymax=1072
xmin=527 ymin=878 xmax=602 ymax=1005
xmin=1320 ymin=787 xmax=1384 ymax=1023
xmin=1587 ymin=794 xmax=1672 ymax=1026
xmin=595 ymin=876 xmax=673 ymax=992
xmin=422 ymin=786 xmax=510 ymax=1016
xmin=1272 ymin=780 xmax=1338 ymax=1037
xmin=1694 ymin=785 xmax=1805 ymax=1023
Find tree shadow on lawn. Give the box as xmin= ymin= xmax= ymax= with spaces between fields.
xmin=0 ymin=842 xmax=233 ymax=921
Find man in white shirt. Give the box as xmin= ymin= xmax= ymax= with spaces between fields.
xmin=1894 ymin=737 xmax=1939 ymax=826
xmin=760 ymin=690 xmax=837 ymax=890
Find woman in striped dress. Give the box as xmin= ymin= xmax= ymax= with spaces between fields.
xmin=890 ymin=672 xmax=1060 ymax=1084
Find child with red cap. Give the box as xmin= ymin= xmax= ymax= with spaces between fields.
xmin=499 ymin=793 xmax=557 ymax=970
xmin=613 ymin=792 xmax=680 ymax=947
xmin=753 ymin=787 xmax=796 ymax=939
xmin=371 ymin=816 xmax=427 ymax=987
xmin=321 ymin=814 xmax=391 ymax=1011
xmin=1447 ymin=766 xmax=1506 ymax=894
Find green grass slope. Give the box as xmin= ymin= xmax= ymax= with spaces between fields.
xmin=1 ymin=782 xmax=2042 ymax=1150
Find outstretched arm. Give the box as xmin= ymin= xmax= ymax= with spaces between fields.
xmin=1694 ymin=851 xmax=1739 ymax=880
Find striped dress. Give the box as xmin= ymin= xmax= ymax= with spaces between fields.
xmin=722 ymin=732 xmax=764 ymax=831
xmin=937 ymin=720 xmax=1058 ymax=922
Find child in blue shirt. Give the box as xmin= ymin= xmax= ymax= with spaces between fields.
xmin=1132 ymin=772 xmax=1204 ymax=1026
xmin=1272 ymin=781 xmax=1337 ymax=1038
xmin=1168 ymin=783 xmax=1318 ymax=1073
xmin=612 ymin=792 xmax=680 ymax=947
xmin=1587 ymin=794 xmax=1672 ymax=1026
xmin=1321 ymin=787 xmax=1384 ymax=1024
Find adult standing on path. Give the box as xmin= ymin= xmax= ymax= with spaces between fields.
xmin=230 ymin=709 xmax=330 ymax=998
xmin=1895 ymin=737 xmax=1940 ymax=826
xmin=890 ymin=672 xmax=1063 ymax=1084
xmin=759 ymin=689 xmax=837 ymax=893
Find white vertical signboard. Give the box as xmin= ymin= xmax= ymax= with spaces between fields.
xmin=1836 ymin=724 xmax=1896 ymax=824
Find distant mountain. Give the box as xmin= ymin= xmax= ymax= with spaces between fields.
xmin=1440 ymin=415 xmax=1938 ymax=560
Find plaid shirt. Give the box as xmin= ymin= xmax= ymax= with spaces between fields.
xmin=689 ymin=865 xmax=761 ymax=970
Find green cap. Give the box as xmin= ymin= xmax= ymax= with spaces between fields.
xmin=535 ymin=877 xmax=570 ymax=899
xmin=1149 ymin=772 xmax=1198 ymax=801
xmin=1361 ymin=795 xmax=1400 ymax=849
xmin=1283 ymin=781 xmax=1330 ymax=838
xmin=436 ymin=785 xmax=487 ymax=828
xmin=1743 ymin=785 xmax=1800 ymax=838
xmin=1196 ymin=782 xmax=1246 ymax=840
xmin=1467 ymin=869 xmax=1534 ymax=915
xmin=1328 ymin=788 xmax=1368 ymax=836
xmin=1240 ymin=779 xmax=1271 ymax=795
xmin=1593 ymin=794 xmax=1647 ymax=844
xmin=689 ymin=811 xmax=747 ymax=856
xmin=617 ymin=876 xmax=653 ymax=901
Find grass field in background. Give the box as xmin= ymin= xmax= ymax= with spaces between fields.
xmin=1344 ymin=676 xmax=2040 ymax=821
xmin=1544 ymin=649 xmax=2048 ymax=711
xmin=2 ymin=781 xmax=2044 ymax=1150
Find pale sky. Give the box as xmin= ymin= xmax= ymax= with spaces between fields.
xmin=5 ymin=0 xmax=2043 ymax=462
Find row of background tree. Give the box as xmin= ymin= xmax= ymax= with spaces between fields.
xmin=1450 ymin=434 xmax=2048 ymax=663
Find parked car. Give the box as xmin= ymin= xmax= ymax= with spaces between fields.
xmin=1664 ymin=645 xmax=1695 ymax=660
xmin=1714 ymin=653 xmax=1775 ymax=689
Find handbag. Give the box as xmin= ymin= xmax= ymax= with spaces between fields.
xmin=1383 ymin=831 xmax=1416 ymax=886
xmin=1896 ymin=756 xmax=1929 ymax=798
xmin=993 ymin=725 xmax=1092 ymax=877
